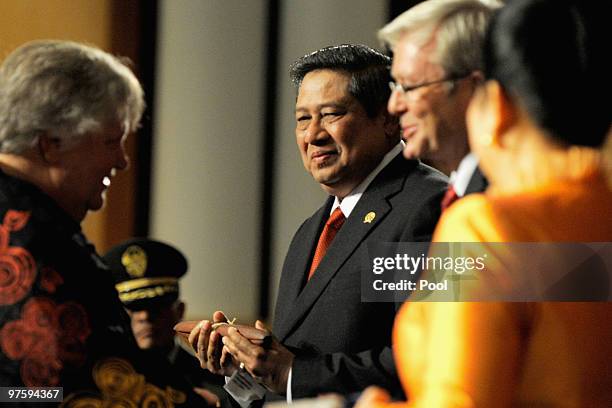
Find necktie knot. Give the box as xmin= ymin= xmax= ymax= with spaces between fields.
xmin=327 ymin=207 xmax=345 ymax=230
xmin=441 ymin=184 xmax=459 ymax=211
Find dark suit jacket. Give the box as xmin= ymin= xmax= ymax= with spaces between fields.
xmin=464 ymin=166 xmax=488 ymax=195
xmin=272 ymin=154 xmax=447 ymax=398
xmin=168 ymin=343 xmax=233 ymax=407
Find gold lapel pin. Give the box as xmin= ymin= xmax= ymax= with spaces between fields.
xmin=363 ymin=211 xmax=376 ymax=224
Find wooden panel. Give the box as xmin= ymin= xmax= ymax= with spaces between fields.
xmin=0 ymin=0 xmax=111 ymax=54
xmin=93 ymin=0 xmax=143 ymax=253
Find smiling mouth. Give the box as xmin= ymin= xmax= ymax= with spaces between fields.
xmin=311 ymin=150 xmax=337 ymax=164
xmin=402 ymin=125 xmax=418 ymax=141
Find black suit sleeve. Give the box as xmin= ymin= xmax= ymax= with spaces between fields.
xmin=290 ymin=345 xmax=401 ymax=398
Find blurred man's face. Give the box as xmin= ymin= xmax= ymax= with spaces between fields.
xmin=128 ymin=301 xmax=184 ymax=351
xmin=295 ymin=69 xmax=395 ymax=198
xmin=388 ymin=32 xmax=472 ymax=175
xmin=45 ymin=120 xmax=129 ymax=221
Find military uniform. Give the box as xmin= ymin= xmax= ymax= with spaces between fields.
xmin=104 ymin=238 xmax=231 ymax=407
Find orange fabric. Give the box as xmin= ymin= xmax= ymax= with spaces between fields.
xmin=308 ymin=207 xmax=345 ymax=280
xmin=434 ymin=171 xmax=612 ymax=243
xmin=369 ymin=167 xmax=612 ymax=407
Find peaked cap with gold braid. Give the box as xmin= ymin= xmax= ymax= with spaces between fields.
xmin=103 ymin=238 xmax=187 ymax=310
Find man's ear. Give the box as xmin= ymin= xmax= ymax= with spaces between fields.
xmin=175 ymin=301 xmax=186 ymax=321
xmin=470 ymin=70 xmax=485 ymax=86
xmin=467 ymin=71 xmax=485 ymax=97
xmin=38 ymin=134 xmax=63 ymax=163
xmin=382 ymin=111 xmax=400 ymax=140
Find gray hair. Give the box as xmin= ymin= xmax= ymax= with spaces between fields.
xmin=0 ymin=40 xmax=145 ymax=153
xmin=378 ymin=0 xmax=502 ymax=77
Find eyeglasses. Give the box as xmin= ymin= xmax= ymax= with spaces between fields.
xmin=388 ymin=74 xmax=469 ymax=99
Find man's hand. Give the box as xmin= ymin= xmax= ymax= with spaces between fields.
xmin=187 ymin=310 xmax=239 ymax=376
xmin=221 ymin=320 xmax=294 ymax=395
xmin=354 ymin=386 xmax=391 ymax=408
xmin=193 ymin=387 xmax=221 ymax=407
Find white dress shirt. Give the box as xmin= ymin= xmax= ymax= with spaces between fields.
xmin=448 ymin=153 xmax=479 ymax=197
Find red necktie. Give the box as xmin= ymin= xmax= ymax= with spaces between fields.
xmin=308 ymin=207 xmax=346 ymax=280
xmin=441 ymin=185 xmax=459 ymax=211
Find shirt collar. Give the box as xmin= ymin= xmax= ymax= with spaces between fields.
xmin=331 ymin=142 xmax=404 ymax=217
xmin=449 ymin=153 xmax=479 ymax=197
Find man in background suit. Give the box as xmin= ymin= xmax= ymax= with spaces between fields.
xmin=380 ymin=0 xmax=502 ymax=206
xmin=189 ymin=44 xmax=447 ymax=404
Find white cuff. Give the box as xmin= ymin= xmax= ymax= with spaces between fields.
xmin=224 ymin=369 xmax=266 ymax=407
xmin=286 ymin=366 xmax=293 ymax=403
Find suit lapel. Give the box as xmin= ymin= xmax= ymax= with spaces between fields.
xmin=275 ymin=156 xmax=412 ymax=341
xmin=273 ymin=200 xmax=331 ymax=333
xmin=465 ymin=166 xmax=488 ymax=194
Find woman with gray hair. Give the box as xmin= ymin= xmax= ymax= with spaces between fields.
xmin=0 ymin=40 xmax=203 ymax=406
xmin=0 ymin=39 xmax=144 ymax=221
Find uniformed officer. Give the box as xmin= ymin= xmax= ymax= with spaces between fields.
xmin=104 ymin=238 xmax=230 ymax=407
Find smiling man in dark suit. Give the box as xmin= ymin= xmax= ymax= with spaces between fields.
xmin=380 ymin=0 xmax=502 ymax=209
xmin=190 ymin=44 xmax=447 ymax=404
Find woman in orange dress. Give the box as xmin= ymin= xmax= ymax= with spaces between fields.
xmin=356 ymin=0 xmax=612 ymax=406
